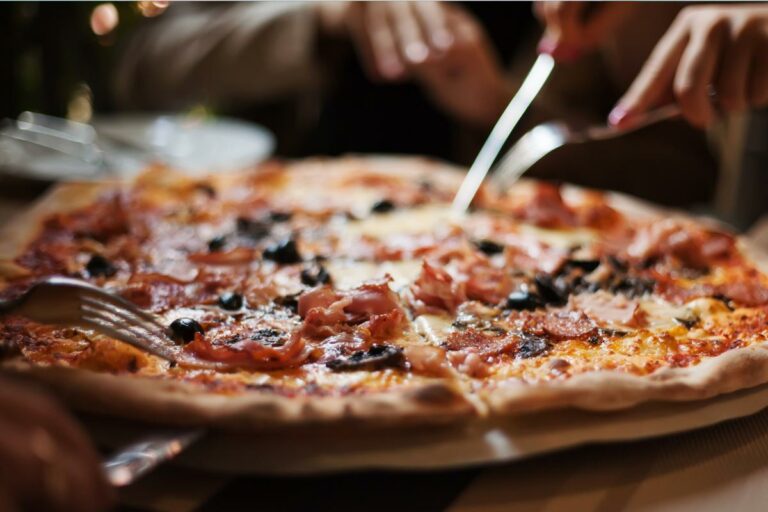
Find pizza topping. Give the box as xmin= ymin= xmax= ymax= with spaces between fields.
xmin=169 ymin=318 xmax=205 ymax=344
xmin=370 ymin=199 xmax=396 ymax=214
xmin=504 ymin=286 xmax=544 ymax=311
xmin=300 ymin=263 xmax=332 ymax=287
xmin=474 ymin=239 xmax=504 ymax=255
xmin=542 ymin=310 xmax=597 ymax=340
xmin=85 ymin=254 xmax=116 ymax=278
xmin=269 ymin=211 xmax=292 ymax=222
xmin=326 ymin=344 xmax=405 ymax=372
xmin=218 ymin=292 xmax=244 ymax=311
xmin=249 ymin=328 xmax=287 ymax=347
xmin=207 ymin=235 xmax=227 ymax=252
xmin=409 ymin=260 xmax=466 ymax=314
xmin=236 ymin=216 xmax=271 ymax=240
xmin=515 ymin=333 xmax=551 ymax=359
xmin=512 ymin=182 xmax=576 ymax=228
xmin=572 ymin=292 xmax=647 ymax=328
xmin=263 ymin=238 xmax=302 ymax=264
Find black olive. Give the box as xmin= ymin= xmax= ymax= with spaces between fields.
xmin=236 ymin=217 xmax=270 ymax=240
xmin=207 ymin=235 xmax=227 ymax=252
xmin=263 ymin=238 xmax=302 ymax=264
xmin=516 ymin=334 xmax=551 ymax=359
xmin=505 ymin=289 xmax=544 ymax=310
xmin=195 ymin=183 xmax=216 ymax=198
xmin=566 ymin=259 xmax=600 ymax=272
xmin=474 ymin=239 xmax=505 ymax=255
xmin=611 ymin=276 xmax=655 ymax=298
xmin=300 ymin=264 xmax=331 ymax=286
xmin=86 ymin=255 xmax=116 ymax=278
xmin=269 ymin=211 xmax=292 ymax=222
xmin=370 ymin=199 xmax=395 ymax=214
xmin=534 ymin=274 xmax=568 ymax=305
xmin=218 ymin=292 xmax=244 ymax=311
xmin=169 ymin=318 xmax=204 ymax=344
xmin=274 ymin=293 xmax=300 ymax=313
xmin=326 ymin=344 xmax=405 ymax=372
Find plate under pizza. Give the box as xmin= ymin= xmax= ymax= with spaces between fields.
xmin=2 ymin=156 xmax=768 ymax=437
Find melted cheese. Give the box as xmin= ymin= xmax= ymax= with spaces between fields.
xmin=518 ymin=224 xmax=597 ymax=249
xmin=344 ymin=205 xmax=459 ymax=238
xmin=326 ymin=259 xmax=423 ymax=291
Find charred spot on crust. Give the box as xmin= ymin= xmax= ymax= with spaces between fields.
xmin=370 ymin=199 xmax=396 ymax=214
xmin=207 ymin=235 xmax=227 ymax=252
xmin=300 ymin=263 xmax=332 ymax=287
xmin=474 ymin=239 xmax=505 ymax=255
xmin=516 ymin=334 xmax=551 ymax=359
xmin=236 ymin=217 xmax=271 ymax=240
xmin=250 ymin=328 xmax=286 ymax=347
xmin=169 ymin=318 xmax=204 ymax=344
xmin=263 ymin=238 xmax=302 ymax=264
xmin=86 ymin=254 xmax=116 ymax=278
xmin=326 ymin=344 xmax=406 ymax=372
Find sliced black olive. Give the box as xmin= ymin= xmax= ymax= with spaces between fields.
xmin=588 ymin=334 xmax=602 ymax=346
xmin=195 ymin=183 xmax=216 ymax=198
xmin=674 ymin=315 xmax=699 ymax=329
xmin=86 ymin=255 xmax=116 ymax=278
xmin=611 ymin=276 xmax=655 ymax=298
xmin=474 ymin=239 xmax=505 ymax=255
xmin=263 ymin=238 xmax=302 ymax=264
xmin=516 ymin=334 xmax=551 ymax=359
xmin=504 ymin=289 xmax=544 ymax=310
xmin=534 ymin=274 xmax=568 ymax=305
xmin=274 ymin=293 xmax=300 ymax=313
xmin=250 ymin=328 xmax=286 ymax=347
xmin=236 ymin=217 xmax=270 ymax=240
xmin=218 ymin=292 xmax=244 ymax=311
xmin=207 ymin=235 xmax=227 ymax=252
xmin=370 ymin=199 xmax=395 ymax=214
xmin=300 ymin=264 xmax=331 ymax=287
xmin=269 ymin=211 xmax=292 ymax=222
xmin=713 ymin=293 xmax=735 ymax=311
xmin=566 ymin=259 xmax=600 ymax=272
xmin=169 ymin=318 xmax=204 ymax=344
xmin=326 ymin=344 xmax=406 ymax=372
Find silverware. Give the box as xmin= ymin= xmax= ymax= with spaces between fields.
xmin=0 ymin=276 xmax=222 ymax=369
xmin=491 ymin=104 xmax=682 ymax=190
xmin=102 ymin=428 xmax=204 ymax=487
xmin=451 ymin=53 xmax=555 ymax=213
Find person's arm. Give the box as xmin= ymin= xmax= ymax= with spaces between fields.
xmin=0 ymin=376 xmax=113 ymax=511
xmin=115 ymin=2 xmax=327 ymax=109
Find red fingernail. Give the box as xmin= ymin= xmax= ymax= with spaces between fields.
xmin=608 ymin=106 xmax=630 ymax=127
xmin=537 ymin=37 xmax=557 ymax=56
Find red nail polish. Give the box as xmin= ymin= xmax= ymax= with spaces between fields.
xmin=537 ymin=37 xmax=557 ymax=56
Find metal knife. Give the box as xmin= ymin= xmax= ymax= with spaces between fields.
xmin=451 ymin=53 xmax=555 ymax=214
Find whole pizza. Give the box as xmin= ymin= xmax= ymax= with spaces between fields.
xmin=1 ymin=156 xmax=768 ymax=429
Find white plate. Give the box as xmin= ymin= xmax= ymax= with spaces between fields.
xmin=87 ymin=381 xmax=768 ymax=475
xmin=0 ymin=114 xmax=275 ymax=181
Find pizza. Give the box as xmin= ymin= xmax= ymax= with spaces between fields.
xmin=1 ymin=156 xmax=768 ymax=429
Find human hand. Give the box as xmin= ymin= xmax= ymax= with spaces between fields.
xmin=0 ymin=377 xmax=113 ymax=512
xmin=610 ymin=5 xmax=768 ymax=129
xmin=318 ymin=1 xmax=510 ymax=127
xmin=533 ymin=1 xmax=637 ymax=61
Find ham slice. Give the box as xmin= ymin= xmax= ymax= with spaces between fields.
xmin=571 ymin=291 xmax=647 ymax=328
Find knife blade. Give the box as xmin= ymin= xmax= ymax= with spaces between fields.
xmin=451 ymin=53 xmax=555 ymax=214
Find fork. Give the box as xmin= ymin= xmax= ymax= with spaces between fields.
xmin=0 ymin=276 xmax=221 ymax=370
xmin=491 ymin=104 xmax=682 ymax=190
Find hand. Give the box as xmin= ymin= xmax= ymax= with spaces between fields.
xmin=610 ymin=5 xmax=768 ymax=129
xmin=318 ymin=2 xmax=511 ymax=127
xmin=533 ymin=1 xmax=637 ymax=61
xmin=0 ymin=377 xmax=113 ymax=512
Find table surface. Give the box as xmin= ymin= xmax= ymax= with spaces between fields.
xmin=3 ymin=178 xmax=768 ymax=512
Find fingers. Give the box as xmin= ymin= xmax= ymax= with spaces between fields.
xmin=412 ymin=1 xmax=453 ymax=52
xmin=610 ymin=18 xmax=689 ymax=127
xmin=363 ymin=2 xmax=405 ymax=80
